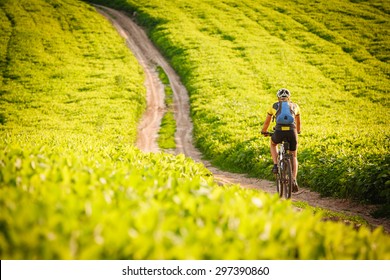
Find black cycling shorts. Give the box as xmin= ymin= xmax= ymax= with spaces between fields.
xmin=271 ymin=130 xmax=298 ymax=151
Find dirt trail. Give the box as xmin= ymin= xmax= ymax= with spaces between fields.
xmin=96 ymin=6 xmax=389 ymax=233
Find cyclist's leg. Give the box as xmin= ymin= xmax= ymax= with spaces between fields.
xmin=287 ymin=130 xmax=299 ymax=182
xmin=291 ymin=149 xmax=298 ymax=180
xmin=290 ymin=149 xmax=299 ymax=192
xmin=270 ymin=140 xmax=278 ymax=164
xmin=271 ymin=132 xmax=282 ymax=174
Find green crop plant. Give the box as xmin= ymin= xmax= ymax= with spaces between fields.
xmin=1 ymin=0 xmax=390 ymax=260
xmin=88 ymin=0 xmax=390 ymax=210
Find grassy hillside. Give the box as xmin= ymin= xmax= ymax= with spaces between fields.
xmin=89 ymin=0 xmax=390 ymax=209
xmin=0 ymin=0 xmax=146 ymax=143
xmin=1 ymin=0 xmax=390 ymax=259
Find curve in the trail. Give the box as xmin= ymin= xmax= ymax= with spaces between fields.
xmin=95 ymin=6 xmax=390 ymax=233
xmin=96 ymin=6 xmax=200 ymax=158
xmin=96 ymin=6 xmax=165 ymax=153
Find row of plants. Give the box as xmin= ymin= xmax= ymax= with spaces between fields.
xmin=87 ymin=0 xmax=390 ymax=210
xmin=1 ymin=0 xmax=389 ymax=259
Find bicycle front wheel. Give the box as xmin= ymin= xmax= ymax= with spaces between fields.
xmin=276 ymin=172 xmax=283 ymax=198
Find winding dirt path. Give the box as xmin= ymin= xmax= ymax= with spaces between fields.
xmin=96 ymin=6 xmax=390 ymax=233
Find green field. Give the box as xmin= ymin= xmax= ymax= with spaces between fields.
xmin=90 ymin=0 xmax=390 ymax=208
xmin=1 ymin=0 xmax=390 ymax=259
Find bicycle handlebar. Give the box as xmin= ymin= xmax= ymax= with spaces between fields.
xmin=261 ymin=131 xmax=273 ymax=137
xmin=261 ymin=131 xmax=301 ymax=136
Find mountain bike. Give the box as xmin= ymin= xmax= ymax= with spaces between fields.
xmin=262 ymin=132 xmax=293 ymax=199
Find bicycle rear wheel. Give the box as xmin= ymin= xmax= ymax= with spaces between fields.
xmin=281 ymin=158 xmax=292 ymax=199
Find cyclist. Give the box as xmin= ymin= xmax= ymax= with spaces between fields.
xmin=261 ymin=88 xmax=301 ymax=192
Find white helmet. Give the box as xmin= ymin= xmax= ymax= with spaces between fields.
xmin=277 ymin=88 xmax=290 ymax=98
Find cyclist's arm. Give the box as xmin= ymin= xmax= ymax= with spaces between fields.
xmin=295 ymin=114 xmax=301 ymax=134
xmin=261 ymin=114 xmax=273 ymax=134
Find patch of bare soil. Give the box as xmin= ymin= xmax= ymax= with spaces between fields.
xmin=96 ymin=6 xmax=389 ymax=234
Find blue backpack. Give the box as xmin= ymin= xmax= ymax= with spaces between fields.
xmin=275 ymin=101 xmax=295 ymax=125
